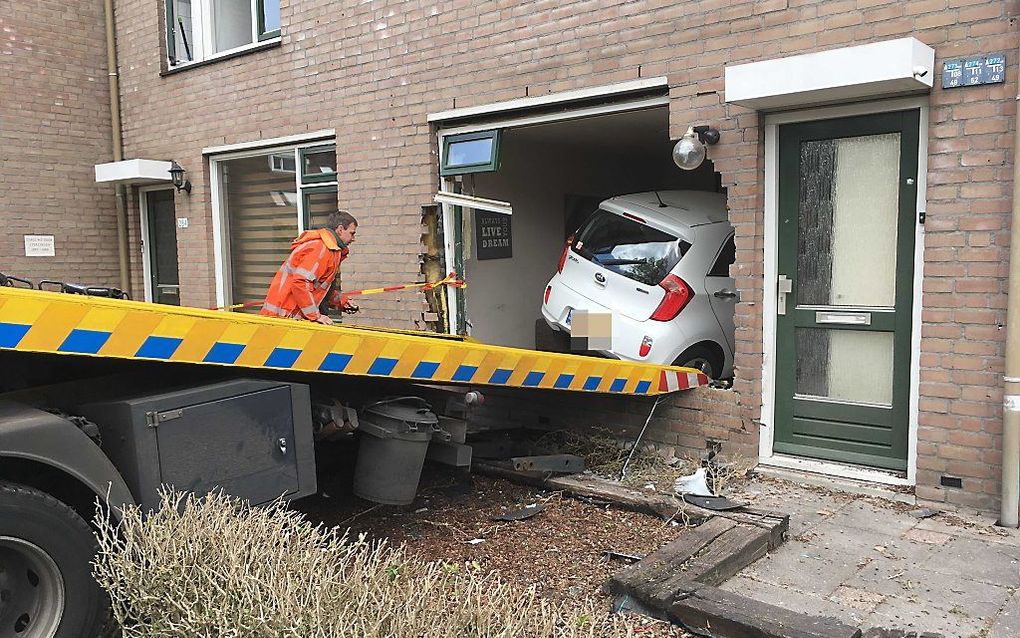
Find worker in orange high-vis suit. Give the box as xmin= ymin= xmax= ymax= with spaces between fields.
xmin=261 ymin=210 xmax=359 ymax=326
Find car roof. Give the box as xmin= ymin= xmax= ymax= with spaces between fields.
xmin=600 ymin=191 xmax=728 ymax=229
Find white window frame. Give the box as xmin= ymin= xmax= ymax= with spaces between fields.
xmin=208 ymin=134 xmax=337 ymax=307
xmin=166 ymin=0 xmax=280 ymax=68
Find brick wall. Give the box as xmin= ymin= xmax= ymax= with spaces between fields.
xmin=0 ymin=0 xmax=119 ymax=286
xmin=108 ymin=0 xmax=1017 ymax=511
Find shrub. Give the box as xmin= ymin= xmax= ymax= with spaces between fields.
xmin=93 ymin=489 xmax=636 ymax=637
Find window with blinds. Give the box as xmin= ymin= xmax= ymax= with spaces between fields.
xmin=217 ymin=145 xmax=337 ymax=308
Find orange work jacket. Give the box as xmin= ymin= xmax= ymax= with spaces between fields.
xmin=260 ymin=228 xmax=349 ymax=322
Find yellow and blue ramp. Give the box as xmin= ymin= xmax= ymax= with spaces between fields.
xmin=0 ymin=287 xmax=708 ymax=396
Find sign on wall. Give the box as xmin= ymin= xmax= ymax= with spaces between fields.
xmin=474 ymin=212 xmax=512 ymax=260
xmin=24 ymin=235 xmax=55 ymax=257
xmin=942 ymin=53 xmax=1005 ymax=89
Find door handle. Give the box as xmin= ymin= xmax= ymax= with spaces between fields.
xmin=777 ymin=275 xmax=793 ymax=315
xmin=713 ymin=289 xmax=739 ymax=300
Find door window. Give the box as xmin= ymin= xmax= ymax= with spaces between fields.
xmin=145 ymin=190 xmax=181 ymax=305
xmin=796 ymin=134 xmax=901 ymax=308
xmin=708 ymin=234 xmax=735 ymax=277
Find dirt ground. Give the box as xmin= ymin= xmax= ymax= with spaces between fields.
xmin=297 ymin=464 xmax=693 ymax=636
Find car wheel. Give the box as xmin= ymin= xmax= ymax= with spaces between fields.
xmin=674 ymin=345 xmax=722 ymax=380
xmin=0 ymin=481 xmax=107 ymax=638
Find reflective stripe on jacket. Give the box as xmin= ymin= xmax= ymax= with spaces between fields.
xmin=260 ymin=228 xmax=348 ymax=322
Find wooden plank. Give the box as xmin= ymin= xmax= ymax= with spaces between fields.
xmin=644 ymin=522 xmax=771 ymax=600
xmin=608 ymin=517 xmax=735 ymax=598
xmin=684 ymin=524 xmax=770 ymax=587
xmin=474 ymin=462 xmax=712 ymax=523
xmin=665 ymin=585 xmax=862 ymax=638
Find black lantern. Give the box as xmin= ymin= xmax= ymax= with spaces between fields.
xmin=168 ymin=161 xmax=192 ymax=194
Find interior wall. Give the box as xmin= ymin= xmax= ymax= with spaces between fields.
xmin=465 ymin=109 xmax=716 ymax=348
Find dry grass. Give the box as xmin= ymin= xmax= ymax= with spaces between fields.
xmin=92 ymin=488 xmax=641 ymax=638
xmin=532 ymin=428 xmax=755 ymax=495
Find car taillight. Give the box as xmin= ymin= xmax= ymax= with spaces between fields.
xmin=557 ymin=234 xmax=575 ymax=273
xmin=544 ymin=285 xmax=552 ymax=304
xmin=639 ymin=336 xmax=653 ymax=357
xmin=650 ymin=274 xmax=694 ymax=321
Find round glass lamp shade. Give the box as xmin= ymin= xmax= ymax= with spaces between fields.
xmin=672 ymin=127 xmax=706 ymax=171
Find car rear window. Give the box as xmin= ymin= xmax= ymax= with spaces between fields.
xmin=572 ymin=209 xmax=690 ymax=286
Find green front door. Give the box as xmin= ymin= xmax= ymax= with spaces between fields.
xmin=145 ymin=189 xmax=181 ymax=306
xmin=774 ymin=111 xmax=919 ymax=471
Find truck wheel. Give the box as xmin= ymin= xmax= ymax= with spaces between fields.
xmin=0 ymin=482 xmax=106 ymax=638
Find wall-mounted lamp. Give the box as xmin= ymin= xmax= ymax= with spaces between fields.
xmin=672 ymin=125 xmax=720 ymax=171
xmin=168 ymin=160 xmax=192 ymax=194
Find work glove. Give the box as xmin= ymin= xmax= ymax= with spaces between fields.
xmin=339 ymin=293 xmax=360 ymax=314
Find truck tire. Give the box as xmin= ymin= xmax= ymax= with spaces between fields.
xmin=0 ymin=481 xmax=106 ymax=638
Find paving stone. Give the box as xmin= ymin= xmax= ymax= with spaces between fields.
xmin=735 ymin=482 xmax=847 ymax=538
xmin=718 ymin=574 xmax=865 ymax=625
xmin=849 ymin=533 xmax=943 ymax=568
xmin=861 ymin=596 xmax=990 ymax=638
xmin=914 ymin=517 xmax=1020 ymax=549
xmin=736 ymin=538 xmax=869 ymax=596
xmin=917 ymin=536 xmax=1020 ymax=588
xmin=902 ymin=528 xmax=953 ymax=546
xmin=989 ymin=588 xmax=1019 ymax=638
xmin=829 ymin=585 xmax=886 ymax=613
xmin=861 ymin=630 xmax=945 ymax=638
xmin=848 ymin=560 xmax=1011 ymax=621
xmin=824 ymin=501 xmax=919 ymax=536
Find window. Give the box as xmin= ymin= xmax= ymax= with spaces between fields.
xmin=300 ymin=146 xmax=338 ymax=184
xmin=166 ymin=0 xmax=279 ymax=66
xmin=708 ymin=234 xmax=735 ymax=277
xmin=440 ymin=130 xmax=501 ymax=176
xmin=572 ymin=210 xmax=690 ymax=287
xmin=269 ymin=153 xmax=295 ymax=173
xmin=216 ymin=144 xmax=336 ymax=307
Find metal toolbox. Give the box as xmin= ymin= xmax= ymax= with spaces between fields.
xmin=75 ymin=379 xmax=315 ymax=511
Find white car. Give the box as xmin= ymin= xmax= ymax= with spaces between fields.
xmin=541 ymin=191 xmax=736 ymax=378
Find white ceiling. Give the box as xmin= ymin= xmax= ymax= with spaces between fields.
xmin=507 ymin=107 xmax=671 ymax=156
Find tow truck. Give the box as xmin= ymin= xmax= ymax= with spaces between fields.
xmin=0 ymin=276 xmax=707 ymax=637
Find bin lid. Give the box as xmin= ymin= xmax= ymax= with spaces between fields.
xmin=360 ymin=398 xmax=438 ymax=439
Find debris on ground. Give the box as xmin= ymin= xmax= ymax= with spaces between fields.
xmin=298 ymin=470 xmax=694 ymax=637
xmin=493 ymin=503 xmax=546 ymax=521
xmin=529 ymin=427 xmax=756 ymax=496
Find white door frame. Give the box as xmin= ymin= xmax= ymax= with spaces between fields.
xmin=759 ymin=96 xmax=929 ymax=486
xmin=138 ymin=185 xmax=177 ymax=303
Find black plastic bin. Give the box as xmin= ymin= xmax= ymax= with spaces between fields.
xmin=352 ymin=398 xmax=439 ymax=505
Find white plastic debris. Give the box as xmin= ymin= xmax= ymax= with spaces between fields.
xmin=673 ymin=467 xmax=714 ymax=497
xmin=465 ymin=538 xmax=485 ymax=545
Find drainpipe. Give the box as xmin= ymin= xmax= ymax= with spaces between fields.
xmin=103 ymin=0 xmax=130 ymax=292
xmin=1000 ymin=47 xmax=1020 ymax=528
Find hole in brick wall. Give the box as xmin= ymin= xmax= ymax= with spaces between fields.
xmin=940 ymin=475 xmax=963 ymax=489
xmin=452 ymin=105 xmax=731 ymax=382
